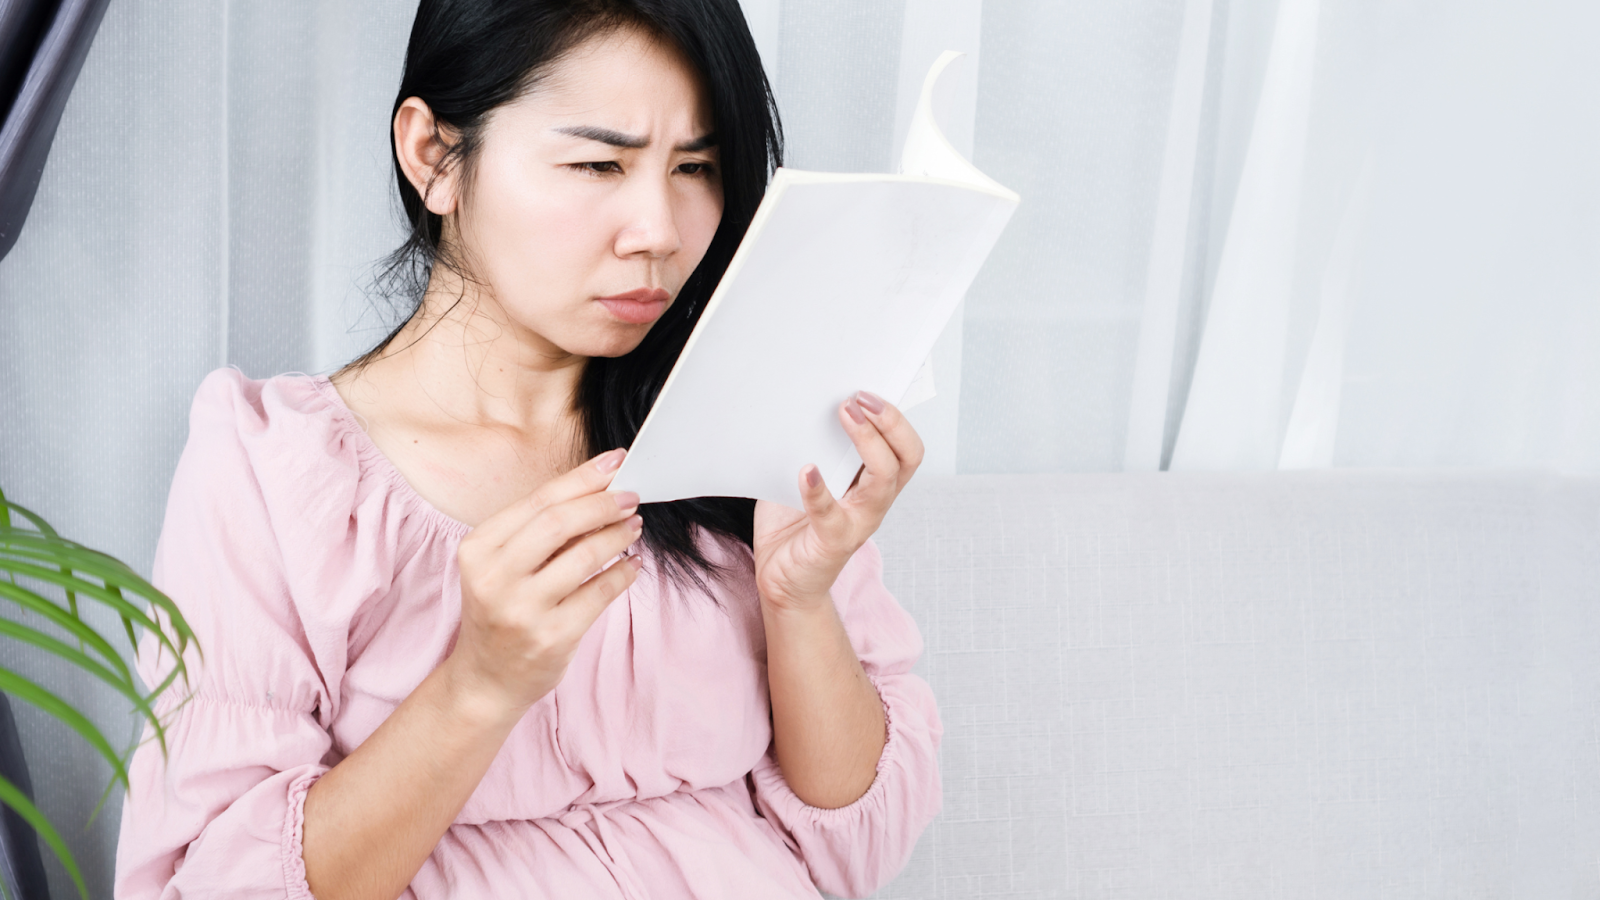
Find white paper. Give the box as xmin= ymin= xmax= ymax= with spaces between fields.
xmin=609 ymin=52 xmax=1019 ymax=507
xmin=899 ymin=355 xmax=938 ymax=411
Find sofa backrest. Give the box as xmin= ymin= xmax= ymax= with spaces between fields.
xmin=871 ymin=471 xmax=1600 ymax=899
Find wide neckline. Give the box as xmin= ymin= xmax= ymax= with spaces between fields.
xmin=305 ymin=374 xmax=474 ymax=537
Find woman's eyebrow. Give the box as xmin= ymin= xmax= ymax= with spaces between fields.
xmin=675 ymin=133 xmax=717 ymax=153
xmin=553 ymin=125 xmax=717 ymax=153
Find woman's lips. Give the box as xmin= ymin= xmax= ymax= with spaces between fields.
xmin=597 ymin=288 xmax=671 ymax=325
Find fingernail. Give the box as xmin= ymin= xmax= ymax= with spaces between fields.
xmin=626 ymin=514 xmax=643 ymax=533
xmin=843 ymin=400 xmax=867 ymax=424
xmin=596 ymin=448 xmax=626 ymax=473
xmin=855 ymin=391 xmax=885 ymax=414
xmin=628 ymin=555 xmax=644 ymax=570
xmin=805 ymin=465 xmax=822 ymax=489
xmin=615 ymin=491 xmax=640 ymax=510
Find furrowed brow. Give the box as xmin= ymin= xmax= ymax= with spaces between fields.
xmin=553 ymin=125 xmax=648 ymax=149
xmin=553 ymin=125 xmax=717 ymax=153
xmin=674 ymin=133 xmax=717 ymax=153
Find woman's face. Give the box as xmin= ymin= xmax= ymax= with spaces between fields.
xmin=429 ymin=28 xmax=723 ymax=359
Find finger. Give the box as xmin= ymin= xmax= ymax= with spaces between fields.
xmin=527 ymin=514 xmax=644 ymax=602
xmin=554 ymin=553 xmax=643 ymax=632
xmin=798 ymin=464 xmax=854 ymax=549
xmin=473 ymin=448 xmax=629 ymax=548
xmin=499 ymin=490 xmax=640 ymax=577
xmin=836 ymin=398 xmax=902 ymax=510
xmin=851 ymin=391 xmax=924 ymax=488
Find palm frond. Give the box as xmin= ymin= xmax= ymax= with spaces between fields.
xmin=0 ymin=487 xmax=199 ymax=898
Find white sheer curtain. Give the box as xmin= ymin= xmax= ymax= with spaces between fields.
xmin=0 ymin=0 xmax=1596 ymax=894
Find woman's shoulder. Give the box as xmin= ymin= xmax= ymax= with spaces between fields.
xmin=185 ymin=366 xmax=346 ymax=476
xmin=186 ymin=366 xmax=349 ymax=447
xmin=164 ymin=368 xmax=458 ymax=623
xmin=178 ymin=366 xmax=463 ymax=542
xmin=176 ymin=367 xmax=389 ymax=535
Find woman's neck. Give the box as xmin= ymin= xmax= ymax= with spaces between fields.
xmin=335 ymin=272 xmax=589 ymax=469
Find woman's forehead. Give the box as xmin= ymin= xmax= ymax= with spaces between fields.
xmin=514 ymin=26 xmax=713 ymax=137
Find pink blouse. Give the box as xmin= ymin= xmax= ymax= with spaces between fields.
xmin=113 ymin=368 xmax=942 ymax=899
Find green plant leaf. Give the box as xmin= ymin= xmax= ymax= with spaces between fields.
xmin=0 ymin=580 xmax=133 ymax=683
xmin=0 ymin=534 xmax=155 ymax=590
xmin=0 ymin=494 xmax=56 ymax=537
xmin=0 ymin=773 xmax=87 ymax=900
xmin=0 ymin=542 xmax=197 ymax=660
xmin=113 ymin=586 xmax=139 ymax=655
xmin=0 ymin=556 xmax=195 ymax=662
xmin=0 ymin=491 xmax=201 ymax=898
xmin=0 ymin=618 xmax=163 ymax=753
xmin=0 ymin=557 xmax=191 ymax=669
xmin=0 ymin=668 xmax=128 ymax=789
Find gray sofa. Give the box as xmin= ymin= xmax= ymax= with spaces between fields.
xmin=14 ymin=470 xmax=1600 ymax=898
xmin=868 ymin=471 xmax=1600 ymax=899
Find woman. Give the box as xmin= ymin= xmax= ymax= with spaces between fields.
xmin=115 ymin=1 xmax=941 ymax=898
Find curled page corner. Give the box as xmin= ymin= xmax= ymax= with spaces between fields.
xmin=898 ymin=355 xmax=937 ymax=411
xmin=899 ymin=51 xmax=1018 ymax=201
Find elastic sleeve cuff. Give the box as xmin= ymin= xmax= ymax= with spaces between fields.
xmin=750 ymin=672 xmax=942 ymax=897
xmin=752 ymin=674 xmax=905 ymax=826
xmin=281 ymin=766 xmax=330 ymax=899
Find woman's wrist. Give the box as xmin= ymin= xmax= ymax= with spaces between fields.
xmin=433 ymin=654 xmax=533 ymax=736
xmin=759 ymin=587 xmax=834 ymax=617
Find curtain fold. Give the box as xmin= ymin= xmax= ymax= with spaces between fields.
xmin=1277 ymin=152 xmax=1370 ymax=469
xmin=0 ymin=693 xmax=49 ymax=900
xmin=1168 ymin=0 xmax=1319 ymax=470
xmin=0 ymin=0 xmax=112 ymax=260
xmin=0 ymin=1 xmax=113 ymax=897
xmin=1123 ymin=0 xmax=1214 ymax=471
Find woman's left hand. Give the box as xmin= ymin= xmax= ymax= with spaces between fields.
xmin=754 ymin=390 xmax=923 ymax=612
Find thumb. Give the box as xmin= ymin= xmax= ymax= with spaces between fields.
xmin=798 ymin=464 xmax=852 ymax=547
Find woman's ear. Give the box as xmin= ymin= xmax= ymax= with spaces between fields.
xmin=394 ymin=96 xmax=460 ymax=216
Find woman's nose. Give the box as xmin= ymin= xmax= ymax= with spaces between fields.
xmin=613 ymin=175 xmax=682 ymax=260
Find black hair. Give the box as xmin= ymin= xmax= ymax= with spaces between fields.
xmin=345 ymin=0 xmax=782 ymax=586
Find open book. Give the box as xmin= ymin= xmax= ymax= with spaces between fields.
xmin=609 ymin=52 xmax=1020 ymax=508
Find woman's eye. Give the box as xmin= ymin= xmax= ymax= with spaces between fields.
xmin=678 ymin=162 xmax=716 ymax=177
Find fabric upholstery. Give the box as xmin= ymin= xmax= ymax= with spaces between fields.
xmin=868 ymin=471 xmax=1600 ymax=899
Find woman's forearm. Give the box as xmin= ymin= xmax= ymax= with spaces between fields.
xmin=762 ymin=595 xmax=887 ymax=809
xmin=301 ymin=659 xmax=522 ymax=900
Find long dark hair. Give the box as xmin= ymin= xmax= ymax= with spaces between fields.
xmin=347 ymin=0 xmax=782 ymax=586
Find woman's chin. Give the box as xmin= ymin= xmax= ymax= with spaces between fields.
xmin=571 ymin=327 xmax=654 ymax=360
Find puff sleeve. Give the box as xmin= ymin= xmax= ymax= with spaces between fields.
xmin=749 ymin=540 xmax=943 ymax=898
xmin=115 ymin=369 xmax=375 ymax=899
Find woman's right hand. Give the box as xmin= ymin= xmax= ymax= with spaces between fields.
xmin=303 ymin=448 xmax=641 ymax=900
xmin=445 ymin=447 xmax=642 ymax=719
